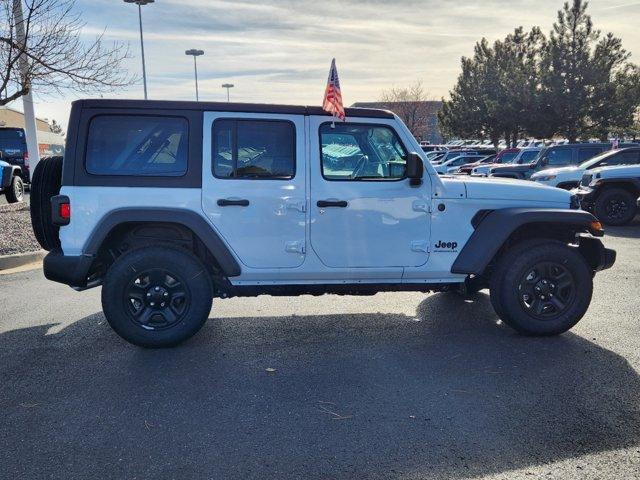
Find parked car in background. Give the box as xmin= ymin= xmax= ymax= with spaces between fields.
xmin=573 ymin=163 xmax=640 ymax=225
xmin=490 ymin=143 xmax=611 ymax=180
xmin=0 ymin=127 xmax=30 ymax=183
xmin=458 ymin=148 xmax=519 ymax=175
xmin=472 ymin=148 xmax=540 ymax=177
xmin=532 ymin=147 xmax=640 ymax=190
xmin=432 ymin=148 xmax=496 ymax=165
xmin=433 ymin=153 xmax=487 ymax=174
xmin=0 ymin=158 xmax=25 ymax=203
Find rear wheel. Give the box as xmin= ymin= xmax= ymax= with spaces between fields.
xmin=490 ymin=240 xmax=593 ymax=336
xmin=102 ymin=246 xmax=213 ymax=348
xmin=5 ymin=174 xmax=24 ymax=203
xmin=594 ymin=187 xmax=637 ymax=226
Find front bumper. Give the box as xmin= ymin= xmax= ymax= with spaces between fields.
xmin=43 ymin=249 xmax=95 ymax=289
xmin=571 ymin=186 xmax=597 ymax=210
xmin=578 ymin=235 xmax=616 ymax=272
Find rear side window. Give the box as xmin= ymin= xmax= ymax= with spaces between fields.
xmin=85 ymin=115 xmax=188 ymax=176
xmin=213 ymin=119 xmax=295 ymax=179
xmin=577 ymin=147 xmax=603 ymax=163
xmin=545 ymin=148 xmax=572 ymax=165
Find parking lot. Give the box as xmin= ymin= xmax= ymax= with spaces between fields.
xmin=0 ymin=219 xmax=638 ymax=479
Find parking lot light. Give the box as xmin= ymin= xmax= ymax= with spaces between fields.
xmin=185 ymin=49 xmax=205 ymax=101
xmin=124 ymin=0 xmax=154 ymax=100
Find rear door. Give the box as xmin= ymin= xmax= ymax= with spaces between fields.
xmin=308 ymin=117 xmax=431 ymax=269
xmin=202 ymin=112 xmax=306 ymax=269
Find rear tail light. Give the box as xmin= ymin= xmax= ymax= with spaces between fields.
xmin=23 ymin=151 xmax=29 ymax=166
xmin=59 ymin=202 xmax=71 ymax=220
xmin=51 ymin=195 xmax=71 ymax=226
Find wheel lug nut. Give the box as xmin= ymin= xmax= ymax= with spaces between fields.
xmin=150 ymin=302 xmax=155 ymax=306
xmin=155 ymin=286 xmax=160 ymax=291
xmin=161 ymin=303 xmax=165 ymax=307
xmin=146 ymin=293 xmax=151 ymax=297
xmin=164 ymin=292 xmax=168 ymax=297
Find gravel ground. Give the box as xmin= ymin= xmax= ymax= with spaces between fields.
xmin=0 ymin=202 xmax=40 ymax=255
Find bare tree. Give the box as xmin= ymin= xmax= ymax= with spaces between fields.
xmin=379 ymin=81 xmax=434 ymax=139
xmin=0 ymin=0 xmax=135 ymax=106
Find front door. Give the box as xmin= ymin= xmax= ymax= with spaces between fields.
xmin=202 ymin=112 xmax=306 ymax=269
xmin=309 ymin=118 xmax=431 ymax=268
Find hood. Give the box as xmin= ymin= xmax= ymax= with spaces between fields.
xmin=589 ymin=164 xmax=640 ymax=177
xmin=491 ymin=163 xmax=533 ymax=172
xmin=530 ymin=165 xmax=579 ymax=178
xmin=462 ymin=176 xmax=571 ymax=204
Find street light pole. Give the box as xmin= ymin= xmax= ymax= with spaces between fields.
xmin=185 ymin=49 xmax=204 ymax=101
xmin=124 ymin=0 xmax=154 ymax=100
xmin=222 ymin=83 xmax=234 ymax=102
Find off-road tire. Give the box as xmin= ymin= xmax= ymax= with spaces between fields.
xmin=594 ymin=187 xmax=637 ymax=226
xmin=102 ymin=246 xmax=213 ymax=348
xmin=490 ymin=239 xmax=593 ymax=336
xmin=30 ymin=156 xmax=63 ymax=250
xmin=5 ymin=174 xmax=24 ymax=203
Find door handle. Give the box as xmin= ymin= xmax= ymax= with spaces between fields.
xmin=317 ymin=200 xmax=348 ymax=208
xmin=217 ymin=198 xmax=250 ymax=207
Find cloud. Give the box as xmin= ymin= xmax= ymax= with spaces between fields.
xmin=14 ymin=0 xmax=639 ymax=128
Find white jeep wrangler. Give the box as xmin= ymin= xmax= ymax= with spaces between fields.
xmin=30 ymin=100 xmax=616 ymax=347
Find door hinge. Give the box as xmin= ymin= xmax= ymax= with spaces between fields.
xmin=285 ymin=199 xmax=306 ymax=213
xmin=411 ymin=240 xmax=429 ymax=253
xmin=285 ymin=240 xmax=306 ymax=254
xmin=412 ymin=200 xmax=431 ymax=213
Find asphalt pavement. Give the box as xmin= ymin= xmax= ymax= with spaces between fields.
xmin=1 ymin=221 xmax=639 ymax=479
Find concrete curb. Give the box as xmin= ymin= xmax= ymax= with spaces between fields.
xmin=0 ymin=250 xmax=46 ymax=271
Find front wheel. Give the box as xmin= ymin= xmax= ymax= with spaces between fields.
xmin=6 ymin=175 xmax=24 ymax=203
xmin=490 ymin=240 xmax=593 ymax=336
xmin=102 ymin=246 xmax=213 ymax=347
xmin=594 ymin=187 xmax=637 ymax=226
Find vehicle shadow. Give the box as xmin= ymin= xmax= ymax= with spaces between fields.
xmin=1 ymin=293 xmax=639 ymax=479
xmin=604 ymin=215 xmax=640 ymax=238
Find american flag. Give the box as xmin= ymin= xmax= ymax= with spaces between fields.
xmin=322 ymin=58 xmax=345 ymax=121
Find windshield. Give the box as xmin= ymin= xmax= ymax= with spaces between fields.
xmin=0 ymin=129 xmax=26 ymax=154
xmin=500 ymin=151 xmax=518 ymax=163
xmin=579 ymin=149 xmax=617 ymax=168
xmin=519 ymin=150 xmax=541 ymax=163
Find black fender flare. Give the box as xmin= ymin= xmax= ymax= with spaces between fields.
xmin=594 ymin=177 xmax=640 ymax=194
xmin=83 ymin=207 xmax=241 ymax=277
xmin=451 ymin=208 xmax=600 ymax=275
xmin=0 ymin=165 xmax=20 ymax=189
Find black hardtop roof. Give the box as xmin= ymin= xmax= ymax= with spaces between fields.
xmin=74 ymin=99 xmax=395 ymax=119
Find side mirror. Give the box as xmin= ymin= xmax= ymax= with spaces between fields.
xmin=406 ymin=152 xmax=424 ymax=186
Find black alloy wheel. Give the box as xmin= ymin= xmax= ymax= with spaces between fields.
xmin=125 ymin=268 xmax=190 ymax=330
xmin=517 ymin=262 xmax=576 ymax=320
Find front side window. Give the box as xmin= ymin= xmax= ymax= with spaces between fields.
xmin=213 ymin=119 xmax=295 ymax=179
xmin=86 ymin=115 xmax=188 ymax=176
xmin=601 ymin=150 xmax=640 ymax=167
xmin=320 ymin=123 xmax=407 ymax=180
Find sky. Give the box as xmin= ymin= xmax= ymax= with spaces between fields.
xmin=11 ymin=0 xmax=640 ymax=129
